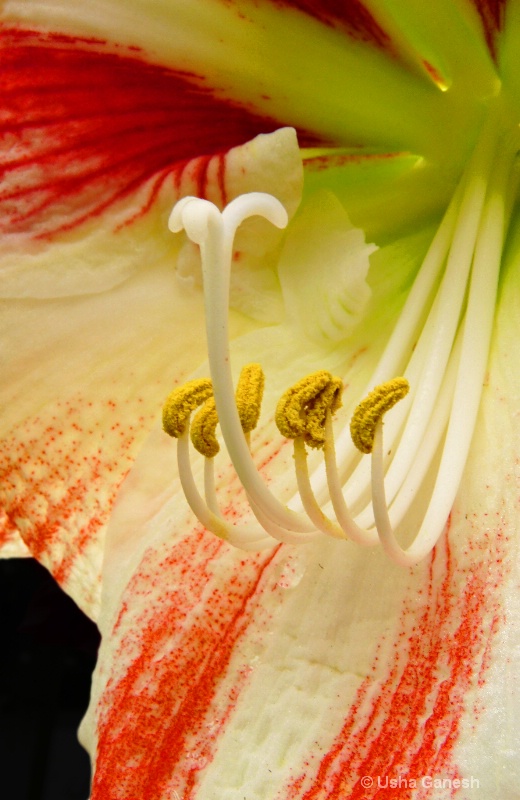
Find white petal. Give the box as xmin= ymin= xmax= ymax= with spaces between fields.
xmin=0 ymin=128 xmax=302 ymax=617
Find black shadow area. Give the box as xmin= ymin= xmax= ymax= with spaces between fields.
xmin=0 ymin=558 xmax=100 ymax=800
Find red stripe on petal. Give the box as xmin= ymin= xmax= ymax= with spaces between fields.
xmin=303 ymin=151 xmax=404 ymax=170
xmin=469 ymin=0 xmax=506 ymax=56
xmin=1 ymin=27 xmax=313 ymax=239
xmin=270 ymin=0 xmax=389 ymax=47
xmin=91 ymin=534 xmax=282 ymax=800
xmin=285 ymin=525 xmax=509 ymax=799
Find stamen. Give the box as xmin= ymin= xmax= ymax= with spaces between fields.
xmin=291 ymin=380 xmax=410 ymax=546
xmin=176 ymin=428 xmax=274 ymax=551
xmin=191 ymin=397 xmax=219 ymax=458
xmin=353 ymin=125 xmax=516 ymax=566
xmin=236 ymin=363 xmax=265 ymax=435
xmin=162 ymin=379 xmax=213 ymax=439
xmin=275 ymin=371 xmax=343 ymax=449
xmin=327 ymin=113 xmax=500 ymax=513
xmin=165 ymin=365 xmax=319 ymax=546
xmin=293 ymin=435 xmax=347 ymax=540
xmin=165 ymin=113 xmax=517 ymax=564
xmin=163 ymin=374 xmax=275 ymax=549
xmin=189 ymin=363 xmax=265 ymax=458
xmin=324 ymin=412 xmax=379 ymax=546
xmin=277 ymin=373 xmax=348 ymax=540
xmin=350 ymin=378 xmax=410 ymax=455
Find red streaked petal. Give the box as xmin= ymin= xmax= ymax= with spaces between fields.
xmin=83 ymin=493 xmax=513 ymax=798
xmin=80 ymin=244 xmax=520 ymax=796
xmin=90 ymin=531 xmax=282 ymax=800
xmin=0 ymin=127 xmax=303 ymax=617
xmin=1 ymin=8 xmax=466 ymax=172
xmin=270 ymin=0 xmax=390 ymax=47
xmin=284 ymin=533 xmax=507 ymax=799
xmin=0 ymin=27 xmax=313 ymax=240
xmin=469 ymin=0 xmax=507 ymax=54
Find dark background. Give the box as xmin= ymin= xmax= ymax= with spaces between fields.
xmin=0 ymin=558 xmax=100 ymax=800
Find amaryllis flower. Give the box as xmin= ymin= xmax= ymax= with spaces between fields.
xmin=1 ymin=1 xmax=519 ymax=798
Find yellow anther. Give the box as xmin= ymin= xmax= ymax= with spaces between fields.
xmin=350 ymin=378 xmax=410 ymax=454
xmin=275 ymin=371 xmax=344 ymax=449
xmin=236 ymin=363 xmax=265 ymax=434
xmin=162 ymin=378 xmax=213 ymax=438
xmin=191 ymin=397 xmax=220 ymax=457
xmin=190 ymin=363 xmax=265 ymax=457
xmin=305 ymin=376 xmax=343 ymax=448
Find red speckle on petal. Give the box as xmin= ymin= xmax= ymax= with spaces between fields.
xmin=284 ymin=521 xmax=509 ymax=799
xmin=0 ymin=509 xmax=29 ymax=554
xmin=91 ymin=532 xmax=282 ymax=800
xmin=0 ymin=393 xmax=154 ymax=610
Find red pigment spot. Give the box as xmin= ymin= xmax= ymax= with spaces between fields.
xmin=284 ymin=524 xmax=508 ymax=799
xmin=91 ymin=532 xmax=282 ymax=800
xmin=469 ymin=0 xmax=506 ymax=57
xmin=1 ymin=27 xmax=320 ymax=239
xmin=0 ymin=393 xmax=153 ymax=602
xmin=270 ymin=0 xmax=390 ymax=47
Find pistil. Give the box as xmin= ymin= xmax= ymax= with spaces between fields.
xmin=170 ymin=193 xmax=318 ymax=537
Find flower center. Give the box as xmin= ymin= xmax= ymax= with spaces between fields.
xmin=165 ymin=112 xmax=518 ymax=565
